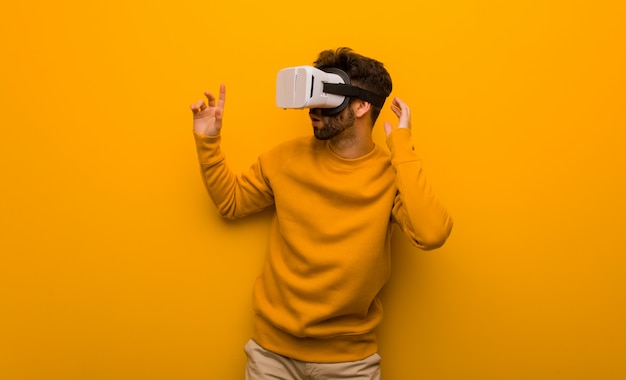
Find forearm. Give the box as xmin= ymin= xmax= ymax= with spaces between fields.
xmin=194 ymin=132 xmax=274 ymax=218
xmin=388 ymin=129 xmax=454 ymax=250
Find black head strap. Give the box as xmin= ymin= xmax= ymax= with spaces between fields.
xmin=319 ymin=67 xmax=387 ymax=109
xmin=322 ymin=83 xmax=387 ymax=108
xmin=316 ymin=67 xmax=388 ymax=116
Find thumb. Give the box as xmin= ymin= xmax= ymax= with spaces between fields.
xmin=384 ymin=121 xmax=393 ymax=137
xmin=214 ymin=106 xmax=226 ymax=133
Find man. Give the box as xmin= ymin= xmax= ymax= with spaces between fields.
xmin=190 ymin=47 xmax=453 ymax=379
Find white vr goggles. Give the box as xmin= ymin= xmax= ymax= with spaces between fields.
xmin=276 ymin=66 xmax=387 ymax=116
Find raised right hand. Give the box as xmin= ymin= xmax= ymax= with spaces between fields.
xmin=190 ymin=84 xmax=226 ymax=136
xmin=383 ymin=97 xmax=412 ymax=137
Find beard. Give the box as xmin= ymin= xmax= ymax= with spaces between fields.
xmin=313 ymin=107 xmax=356 ymax=141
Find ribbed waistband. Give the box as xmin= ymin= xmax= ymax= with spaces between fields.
xmin=251 ymin=314 xmax=378 ymax=363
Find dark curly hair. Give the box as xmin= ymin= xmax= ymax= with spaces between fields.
xmin=314 ymin=47 xmax=392 ymax=125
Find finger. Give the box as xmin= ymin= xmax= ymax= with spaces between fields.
xmin=205 ymin=91 xmax=217 ymax=107
xmin=390 ymin=99 xmax=402 ymax=118
xmin=395 ymin=98 xmax=411 ymax=129
xmin=218 ymin=83 xmax=226 ymax=110
xmin=390 ymin=97 xmax=412 ymax=130
xmin=390 ymin=103 xmax=402 ymax=118
xmin=397 ymin=98 xmax=411 ymax=120
xmin=190 ymin=99 xmax=205 ymax=114
xmin=397 ymin=98 xmax=411 ymax=113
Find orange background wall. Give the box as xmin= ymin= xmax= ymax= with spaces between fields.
xmin=1 ymin=1 xmax=625 ymax=379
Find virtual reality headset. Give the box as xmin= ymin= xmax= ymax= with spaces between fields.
xmin=276 ymin=66 xmax=387 ymax=116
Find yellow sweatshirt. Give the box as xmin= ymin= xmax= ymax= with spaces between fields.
xmin=194 ymin=128 xmax=453 ymax=363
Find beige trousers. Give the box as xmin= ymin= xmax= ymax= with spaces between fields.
xmin=244 ymin=339 xmax=381 ymax=380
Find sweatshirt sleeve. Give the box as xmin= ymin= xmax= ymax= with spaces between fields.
xmin=193 ymin=132 xmax=275 ymax=219
xmin=387 ymin=128 xmax=454 ymax=250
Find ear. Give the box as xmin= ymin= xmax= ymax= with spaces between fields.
xmin=352 ymin=100 xmax=371 ymax=118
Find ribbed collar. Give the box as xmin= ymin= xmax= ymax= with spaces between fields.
xmin=321 ymin=140 xmax=386 ymax=170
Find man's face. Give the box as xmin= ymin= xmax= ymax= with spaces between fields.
xmin=308 ymin=106 xmax=355 ymax=141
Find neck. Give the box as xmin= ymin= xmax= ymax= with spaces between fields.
xmin=328 ymin=128 xmax=374 ymax=159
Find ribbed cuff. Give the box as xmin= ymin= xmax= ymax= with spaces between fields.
xmin=193 ymin=132 xmax=223 ymax=165
xmin=386 ymin=128 xmax=419 ymax=165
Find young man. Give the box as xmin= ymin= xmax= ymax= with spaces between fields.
xmin=190 ymin=48 xmax=453 ymax=379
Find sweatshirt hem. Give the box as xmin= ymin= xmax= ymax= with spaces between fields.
xmin=252 ymin=314 xmax=378 ymax=363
